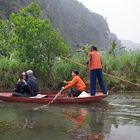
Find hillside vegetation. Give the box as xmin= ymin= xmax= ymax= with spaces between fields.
xmin=0 ymin=0 xmax=121 ymax=49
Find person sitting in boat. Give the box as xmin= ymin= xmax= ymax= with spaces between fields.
xmin=26 ymin=70 xmax=39 ymax=97
xmin=12 ymin=72 xmax=31 ymax=97
xmin=61 ymin=70 xmax=86 ymax=97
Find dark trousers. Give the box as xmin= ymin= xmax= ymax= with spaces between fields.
xmin=12 ymin=92 xmax=31 ymax=97
xmin=90 ymin=69 xmax=107 ymax=96
xmin=69 ymin=87 xmax=82 ymax=97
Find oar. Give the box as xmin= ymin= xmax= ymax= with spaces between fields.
xmin=61 ymin=56 xmax=140 ymax=88
xmin=34 ymin=89 xmax=63 ymax=110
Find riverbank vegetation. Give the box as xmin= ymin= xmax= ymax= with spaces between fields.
xmin=0 ymin=3 xmax=140 ymax=91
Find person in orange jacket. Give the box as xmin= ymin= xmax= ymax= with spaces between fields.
xmin=62 ymin=70 xmax=86 ymax=97
xmin=86 ymin=46 xmax=107 ymax=96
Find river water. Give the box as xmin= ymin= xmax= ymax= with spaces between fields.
xmin=0 ymin=92 xmax=140 ymax=140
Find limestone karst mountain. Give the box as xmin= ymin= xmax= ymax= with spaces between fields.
xmin=0 ymin=0 xmax=121 ymax=49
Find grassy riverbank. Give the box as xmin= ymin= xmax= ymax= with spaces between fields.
xmin=0 ymin=52 xmax=140 ymax=91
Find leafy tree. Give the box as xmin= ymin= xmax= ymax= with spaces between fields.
xmin=10 ymin=2 xmax=69 ymax=65
xmin=8 ymin=2 xmax=69 ymax=87
xmin=0 ymin=20 xmax=14 ymax=58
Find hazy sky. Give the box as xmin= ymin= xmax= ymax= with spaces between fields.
xmin=77 ymin=0 xmax=140 ymax=43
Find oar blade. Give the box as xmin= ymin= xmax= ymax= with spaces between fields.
xmin=33 ymin=89 xmax=63 ymax=110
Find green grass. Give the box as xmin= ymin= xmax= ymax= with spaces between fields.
xmin=102 ymin=52 xmax=140 ymax=90
xmin=0 ymin=51 xmax=140 ymax=91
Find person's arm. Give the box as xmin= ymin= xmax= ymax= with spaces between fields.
xmin=86 ymin=53 xmax=92 ymax=67
xmin=64 ymin=77 xmax=77 ymax=90
xmin=63 ymin=80 xmax=71 ymax=84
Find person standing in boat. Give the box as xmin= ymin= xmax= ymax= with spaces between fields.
xmin=26 ymin=70 xmax=39 ymax=97
xmin=86 ymin=46 xmax=107 ymax=96
xmin=62 ymin=70 xmax=86 ymax=97
xmin=12 ymin=72 xmax=30 ymax=97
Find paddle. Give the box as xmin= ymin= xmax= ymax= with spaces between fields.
xmin=34 ymin=88 xmax=63 ymax=110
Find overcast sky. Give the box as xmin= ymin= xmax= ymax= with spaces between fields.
xmin=77 ymin=0 xmax=140 ymax=43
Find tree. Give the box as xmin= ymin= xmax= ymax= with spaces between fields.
xmin=0 ymin=20 xmax=14 ymax=58
xmin=8 ymin=2 xmax=69 ymax=87
xmin=10 ymin=2 xmax=69 ymax=64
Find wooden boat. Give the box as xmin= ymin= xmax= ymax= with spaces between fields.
xmin=0 ymin=92 xmax=108 ymax=104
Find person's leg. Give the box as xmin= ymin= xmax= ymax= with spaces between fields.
xmin=97 ymin=69 xmax=107 ymax=94
xmin=23 ymin=93 xmax=31 ymax=97
xmin=12 ymin=90 xmax=31 ymax=97
xmin=71 ymin=87 xmax=81 ymax=97
xmin=90 ymin=70 xmax=96 ymax=96
xmin=12 ymin=92 xmax=25 ymax=97
xmin=67 ymin=92 xmax=72 ymax=97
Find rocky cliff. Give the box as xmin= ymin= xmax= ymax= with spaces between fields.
xmin=0 ymin=0 xmax=121 ymax=49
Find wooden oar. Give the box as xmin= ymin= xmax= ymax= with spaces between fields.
xmin=61 ymin=56 xmax=140 ymax=88
xmin=34 ymin=89 xmax=63 ymax=110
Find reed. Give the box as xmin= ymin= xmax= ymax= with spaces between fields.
xmin=0 ymin=51 xmax=139 ymax=91
xmin=102 ymin=52 xmax=140 ymax=89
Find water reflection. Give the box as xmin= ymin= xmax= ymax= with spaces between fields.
xmin=63 ymin=107 xmax=89 ymax=139
xmin=61 ymin=101 xmax=111 ymax=140
xmin=89 ymin=108 xmax=107 ymax=140
xmin=64 ymin=108 xmax=88 ymax=128
xmin=0 ymin=92 xmax=140 ymax=140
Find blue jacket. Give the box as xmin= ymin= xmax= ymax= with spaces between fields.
xmin=26 ymin=76 xmax=38 ymax=96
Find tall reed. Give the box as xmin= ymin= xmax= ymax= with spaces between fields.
xmin=0 ymin=51 xmax=140 ymax=91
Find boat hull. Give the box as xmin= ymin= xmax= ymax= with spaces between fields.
xmin=0 ymin=92 xmax=107 ymax=104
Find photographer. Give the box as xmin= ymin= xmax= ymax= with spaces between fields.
xmin=12 ymin=72 xmax=30 ymax=97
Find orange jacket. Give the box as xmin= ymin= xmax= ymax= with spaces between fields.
xmin=64 ymin=75 xmax=86 ymax=91
xmin=89 ymin=51 xmax=102 ymax=70
xmin=65 ymin=108 xmax=87 ymax=128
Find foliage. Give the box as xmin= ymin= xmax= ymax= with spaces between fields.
xmin=0 ymin=2 xmax=69 ymax=88
xmin=0 ymin=20 xmax=14 ymax=57
xmin=0 ymin=0 xmax=121 ymax=49
xmin=0 ymin=51 xmax=140 ymax=91
xmin=102 ymin=51 xmax=140 ymax=90
xmin=76 ymin=44 xmax=90 ymax=62
xmin=109 ymin=40 xmax=116 ymax=57
xmin=0 ymin=58 xmax=27 ymax=91
xmin=10 ymin=2 xmax=69 ymax=64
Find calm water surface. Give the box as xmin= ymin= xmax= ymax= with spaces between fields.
xmin=0 ymin=92 xmax=140 ymax=140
